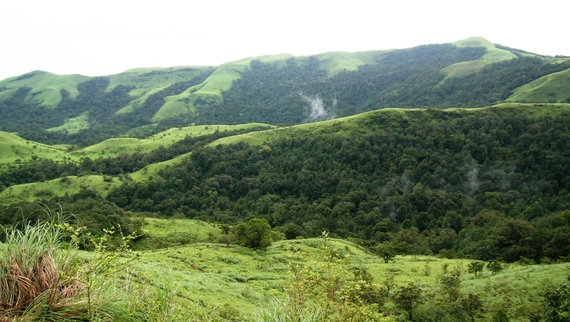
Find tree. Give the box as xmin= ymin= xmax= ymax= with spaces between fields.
xmin=233 ymin=218 xmax=273 ymax=250
xmin=372 ymin=243 xmax=396 ymax=263
xmin=468 ymin=261 xmax=485 ymax=278
xmin=461 ymin=293 xmax=484 ymax=322
xmin=439 ymin=274 xmax=461 ymax=302
xmin=487 ymin=260 xmax=503 ymax=275
xmin=394 ymin=283 xmax=423 ymax=321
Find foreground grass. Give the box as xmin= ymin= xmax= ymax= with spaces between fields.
xmin=133 ymin=217 xmax=570 ymax=321
xmin=1 ymin=215 xmax=568 ymax=321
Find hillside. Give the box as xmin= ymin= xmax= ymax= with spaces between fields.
xmin=1 ymin=37 xmax=569 ymax=146
xmin=1 ymin=104 xmax=570 ymax=264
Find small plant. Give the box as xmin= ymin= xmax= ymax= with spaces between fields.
xmin=383 ymin=274 xmax=396 ymax=298
xmin=442 ymin=262 xmax=449 ymax=275
xmin=451 ymin=262 xmax=463 ymax=277
xmin=423 ymin=262 xmax=431 ymax=276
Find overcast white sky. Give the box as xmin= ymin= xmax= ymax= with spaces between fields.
xmin=1 ymin=0 xmax=568 ymax=81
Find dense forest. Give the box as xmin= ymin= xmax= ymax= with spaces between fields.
xmin=200 ymin=46 xmax=570 ymax=125
xmin=3 ymin=107 xmax=569 ymax=263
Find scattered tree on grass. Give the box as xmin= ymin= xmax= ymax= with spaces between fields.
xmin=394 ymin=282 xmax=423 ymax=321
xmin=460 ymin=293 xmax=484 ymax=322
xmin=373 ymin=243 xmax=396 ymax=263
xmin=234 ymin=218 xmax=274 ymax=250
xmin=487 ymin=260 xmax=503 ymax=275
xmin=439 ymin=274 xmax=461 ymax=302
xmin=468 ymin=261 xmax=485 ymax=278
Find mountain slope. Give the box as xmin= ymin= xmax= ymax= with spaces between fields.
xmin=507 ymin=67 xmax=570 ymax=103
xmin=1 ymin=37 xmax=569 ymax=146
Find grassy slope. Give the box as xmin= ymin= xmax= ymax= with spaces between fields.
xmin=6 ymin=104 xmax=568 ymax=203
xmin=442 ymin=36 xmax=517 ymax=79
xmin=153 ymin=55 xmax=292 ymax=121
xmin=131 ymin=217 xmax=570 ymax=320
xmin=0 ymin=71 xmax=89 ymax=107
xmin=79 ymin=123 xmax=273 ymax=158
xmin=46 ymin=112 xmax=90 ymax=134
xmin=507 ymin=67 xmax=570 ymax=103
xmin=314 ymin=50 xmax=384 ymax=76
xmin=0 ymin=123 xmax=273 ymax=200
xmin=106 ymin=66 xmax=214 ymax=118
xmin=0 ymin=131 xmax=74 ymax=168
xmin=0 ymin=175 xmax=123 ymax=205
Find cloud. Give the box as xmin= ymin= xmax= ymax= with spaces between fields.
xmin=299 ymin=92 xmax=335 ymax=122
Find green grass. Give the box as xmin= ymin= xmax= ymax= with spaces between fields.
xmin=129 ymin=154 xmax=190 ymax=181
xmin=453 ymin=36 xmax=517 ymax=61
xmin=115 ymin=86 xmax=168 ymax=115
xmin=46 ymin=112 xmax=90 ymax=134
xmin=441 ymin=36 xmax=518 ymax=81
xmin=78 ymin=123 xmax=274 ymax=158
xmin=508 ymin=68 xmax=570 ymax=103
xmin=0 ymin=175 xmax=124 ymax=205
xmin=153 ymin=55 xmax=292 ymax=121
xmin=440 ymin=60 xmax=493 ymax=78
xmin=0 ymin=131 xmax=75 ymax=167
xmin=106 ymin=66 xmax=212 ymax=90
xmin=314 ymin=51 xmax=383 ymax=76
xmin=3 ymin=105 xmax=570 ymax=206
xmin=0 ymin=71 xmax=89 ymax=107
xmin=130 ymin=217 xmax=570 ymax=320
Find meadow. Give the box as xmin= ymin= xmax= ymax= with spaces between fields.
xmin=93 ymin=216 xmax=570 ymax=320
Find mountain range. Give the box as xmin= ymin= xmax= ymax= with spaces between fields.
xmin=1 ymin=36 xmax=569 ymax=146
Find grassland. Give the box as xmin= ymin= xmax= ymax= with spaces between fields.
xmin=46 ymin=112 xmax=90 ymax=134
xmin=0 ymin=174 xmax=124 ymax=205
xmin=152 ymin=55 xmax=291 ymax=121
xmin=441 ymin=36 xmax=517 ymax=80
xmin=128 ymin=217 xmax=570 ymax=320
xmin=0 ymin=123 xmax=273 ymax=200
xmin=314 ymin=50 xmax=384 ymax=76
xmin=0 ymin=131 xmax=74 ymax=168
xmin=507 ymin=68 xmax=570 ymax=103
xmin=0 ymin=71 xmax=89 ymax=107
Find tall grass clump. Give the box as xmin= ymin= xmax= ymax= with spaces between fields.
xmin=0 ymin=212 xmax=220 ymax=321
xmin=0 ymin=219 xmax=87 ymax=320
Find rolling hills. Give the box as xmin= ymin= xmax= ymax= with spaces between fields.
xmin=2 ymin=37 xmax=570 ymax=321
xmin=1 ymin=36 xmax=569 ymax=146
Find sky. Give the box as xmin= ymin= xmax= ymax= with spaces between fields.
xmin=1 ymin=0 xmax=568 ymax=81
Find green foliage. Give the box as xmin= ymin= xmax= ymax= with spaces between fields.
xmin=487 ymin=260 xmax=504 ymax=275
xmin=460 ymin=293 xmax=484 ymax=322
xmin=439 ymin=274 xmax=461 ymax=302
xmin=234 ymin=218 xmax=274 ymax=250
xmin=373 ymin=243 xmax=396 ymax=263
xmin=273 ymin=232 xmax=392 ymax=321
xmin=394 ymin=282 xmax=423 ymax=321
xmin=2 ymin=42 xmax=569 ymax=147
xmin=468 ymin=261 xmax=485 ymax=277
xmin=543 ymin=281 xmax=570 ymax=322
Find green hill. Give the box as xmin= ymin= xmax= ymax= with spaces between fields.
xmin=0 ymin=71 xmax=89 ymax=107
xmin=507 ymin=67 xmax=570 ymax=103
xmin=2 ymin=37 xmax=570 ymax=146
